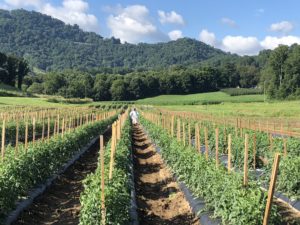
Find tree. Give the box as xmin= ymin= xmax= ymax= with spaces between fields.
xmin=27 ymin=82 xmax=44 ymax=94
xmin=93 ymin=74 xmax=110 ymax=101
xmin=110 ymin=79 xmax=127 ymax=100
xmin=127 ymin=76 xmax=146 ymax=99
xmin=269 ymin=45 xmax=289 ymax=87
xmin=17 ymin=59 xmax=29 ymax=89
xmin=44 ymin=73 xmax=66 ymax=95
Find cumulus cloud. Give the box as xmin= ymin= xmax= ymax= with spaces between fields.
xmin=168 ymin=30 xmax=183 ymax=40
xmin=158 ymin=10 xmax=185 ymax=25
xmin=221 ymin=17 xmax=237 ymax=27
xmin=261 ymin=36 xmax=300 ymax=49
xmin=4 ymin=0 xmax=41 ymax=8
xmin=270 ymin=21 xmax=294 ymax=33
xmin=199 ymin=29 xmax=218 ymax=46
xmin=222 ymin=36 xmax=262 ymax=55
xmin=107 ymin=5 xmax=168 ymax=43
xmin=199 ymin=29 xmax=300 ymax=55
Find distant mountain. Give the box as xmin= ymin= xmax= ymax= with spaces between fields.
xmin=0 ymin=9 xmax=228 ymax=71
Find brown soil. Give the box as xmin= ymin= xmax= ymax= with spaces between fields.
xmin=13 ymin=128 xmax=111 ymax=225
xmin=132 ymin=125 xmax=200 ymax=225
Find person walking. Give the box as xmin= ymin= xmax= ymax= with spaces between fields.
xmin=130 ymin=108 xmax=139 ymax=125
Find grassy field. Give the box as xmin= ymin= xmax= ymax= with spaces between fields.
xmin=0 ymin=97 xmax=78 ymax=107
xmin=137 ymin=91 xmax=265 ymax=105
xmin=160 ymin=101 xmax=300 ymax=118
xmin=136 ymin=91 xmax=300 ymax=118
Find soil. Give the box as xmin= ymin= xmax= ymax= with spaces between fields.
xmin=13 ymin=127 xmax=111 ymax=225
xmin=132 ymin=124 xmax=200 ymax=225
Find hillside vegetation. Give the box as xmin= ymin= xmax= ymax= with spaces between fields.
xmin=0 ymin=9 xmax=226 ymax=71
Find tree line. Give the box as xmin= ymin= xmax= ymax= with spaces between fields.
xmin=0 ymin=52 xmax=29 ymax=88
xmin=24 ymin=63 xmax=258 ymax=101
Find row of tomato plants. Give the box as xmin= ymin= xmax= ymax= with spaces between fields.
xmin=79 ymin=118 xmax=132 ymax=225
xmin=0 ymin=114 xmax=117 ymax=222
xmin=1 ymin=113 xmax=106 ymax=146
xmin=142 ymin=116 xmax=282 ymax=225
xmin=169 ymin=117 xmax=300 ymax=200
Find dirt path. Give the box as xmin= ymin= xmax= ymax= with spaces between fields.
xmin=13 ymin=128 xmax=111 ymax=225
xmin=133 ymin=125 xmax=200 ymax=225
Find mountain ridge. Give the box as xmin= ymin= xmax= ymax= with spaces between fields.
xmin=0 ymin=9 xmax=228 ymax=71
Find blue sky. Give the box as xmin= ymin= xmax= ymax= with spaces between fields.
xmin=1 ymin=0 xmax=300 ymax=55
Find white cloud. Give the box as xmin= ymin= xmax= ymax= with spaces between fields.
xmin=270 ymin=21 xmax=294 ymax=33
xmin=221 ymin=17 xmax=237 ymax=27
xmin=261 ymin=36 xmax=300 ymax=49
xmin=199 ymin=29 xmax=300 ymax=55
xmin=222 ymin=36 xmax=262 ymax=55
xmin=107 ymin=5 xmax=168 ymax=43
xmin=199 ymin=29 xmax=218 ymax=46
xmin=4 ymin=0 xmax=41 ymax=8
xmin=158 ymin=10 xmax=185 ymax=25
xmin=41 ymin=0 xmax=99 ymax=32
xmin=168 ymin=30 xmax=183 ymax=40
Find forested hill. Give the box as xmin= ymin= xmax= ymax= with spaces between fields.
xmin=0 ymin=9 xmax=227 ymax=71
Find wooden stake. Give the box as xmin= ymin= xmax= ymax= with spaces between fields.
xmin=205 ymin=127 xmax=209 ymax=160
xmin=32 ymin=117 xmax=36 ymax=144
xmin=215 ymin=128 xmax=219 ymax=167
xmin=100 ymin=135 xmax=106 ymax=225
xmin=42 ymin=120 xmax=45 ymax=141
xmin=183 ymin=122 xmax=186 ymax=146
xmin=244 ymin=134 xmax=249 ymax=186
xmin=47 ymin=117 xmax=50 ymax=140
xmin=188 ymin=123 xmax=191 ymax=146
xmin=171 ymin=116 xmax=174 ymax=137
xmin=177 ymin=119 xmax=181 ymax=141
xmin=109 ymin=123 xmax=116 ymax=180
xmin=228 ymin=134 xmax=232 ymax=173
xmin=15 ymin=120 xmax=19 ymax=157
xmin=263 ymin=153 xmax=281 ymax=225
xmin=25 ymin=122 xmax=28 ymax=152
xmin=1 ymin=120 xmax=6 ymax=161
xmin=117 ymin=120 xmax=121 ymax=140
xmin=61 ymin=118 xmax=65 ymax=137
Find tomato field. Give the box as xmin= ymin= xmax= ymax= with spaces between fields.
xmin=0 ymin=104 xmax=298 ymax=225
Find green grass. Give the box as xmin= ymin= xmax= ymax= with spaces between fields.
xmin=0 ymin=97 xmax=80 ymax=107
xmin=137 ymin=91 xmax=265 ymax=105
xmin=160 ymin=101 xmax=300 ymax=118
